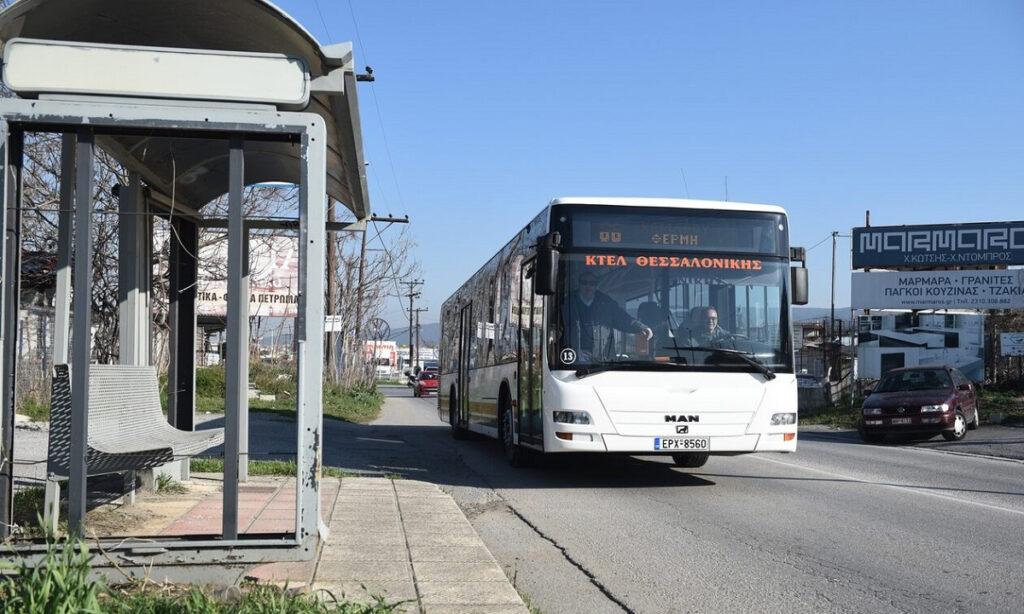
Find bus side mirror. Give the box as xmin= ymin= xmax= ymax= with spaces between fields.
xmin=791 ymin=266 xmax=808 ymax=305
xmin=535 ymin=232 xmax=561 ymax=296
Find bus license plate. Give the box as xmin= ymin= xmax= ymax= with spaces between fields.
xmin=654 ymin=437 xmax=709 ymax=451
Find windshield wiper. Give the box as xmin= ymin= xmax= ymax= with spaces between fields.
xmin=669 ymin=345 xmax=777 ymax=380
xmin=575 ymin=360 xmax=693 ymax=379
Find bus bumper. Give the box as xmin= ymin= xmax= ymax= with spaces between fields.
xmin=544 ymin=432 xmax=797 ymax=454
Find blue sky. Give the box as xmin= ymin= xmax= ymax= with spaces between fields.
xmin=275 ymin=0 xmax=1024 ymax=328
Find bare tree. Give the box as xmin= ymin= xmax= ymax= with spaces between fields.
xmin=330 ymin=218 xmax=419 ymax=388
xmin=20 ymin=133 xmax=127 ymax=364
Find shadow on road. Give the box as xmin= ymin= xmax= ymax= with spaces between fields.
xmin=201 ymin=409 xmax=717 ymax=491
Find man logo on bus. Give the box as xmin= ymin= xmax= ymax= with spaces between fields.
xmin=665 ymin=415 xmax=699 ymax=423
xmin=676 ymin=425 xmax=689 ymax=434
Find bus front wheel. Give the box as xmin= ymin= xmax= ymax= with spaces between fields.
xmin=501 ymin=402 xmax=527 ymax=467
xmin=672 ymin=453 xmax=709 ymax=468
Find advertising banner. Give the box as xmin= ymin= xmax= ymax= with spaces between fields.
xmin=851 ymin=270 xmax=1024 ymax=310
xmin=852 ymin=222 xmax=1024 ymax=268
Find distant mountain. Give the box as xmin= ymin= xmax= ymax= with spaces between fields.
xmin=793 ymin=307 xmax=852 ymax=323
xmin=388 ymin=322 xmax=440 ymax=346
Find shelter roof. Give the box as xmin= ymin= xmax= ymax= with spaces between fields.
xmin=0 ymin=0 xmax=369 ymax=218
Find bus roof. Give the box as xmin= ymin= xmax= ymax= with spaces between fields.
xmin=548 ymin=197 xmax=786 ymax=215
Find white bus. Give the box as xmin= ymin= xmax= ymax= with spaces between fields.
xmin=438 ymin=197 xmax=808 ymax=467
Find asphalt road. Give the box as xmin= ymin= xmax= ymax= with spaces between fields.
xmin=364 ymin=386 xmax=1024 ymax=614
xmin=12 ymin=387 xmax=1023 ymax=613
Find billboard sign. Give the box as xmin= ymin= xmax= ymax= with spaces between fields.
xmin=851 ymin=270 xmax=1024 ymax=310
xmin=198 ymin=234 xmax=299 ymax=318
xmin=852 ymin=222 xmax=1024 ymax=268
xmin=1000 ymin=333 xmax=1024 ymax=357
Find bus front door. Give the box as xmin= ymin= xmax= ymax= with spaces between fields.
xmin=457 ymin=303 xmax=471 ymax=427
xmin=517 ymin=260 xmax=543 ymax=446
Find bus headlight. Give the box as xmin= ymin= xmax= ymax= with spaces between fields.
xmin=770 ymin=412 xmax=796 ymax=426
xmin=921 ymin=404 xmax=949 ymax=413
xmin=553 ymin=411 xmax=591 ymax=425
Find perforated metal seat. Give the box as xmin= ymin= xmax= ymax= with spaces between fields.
xmin=44 ymin=364 xmax=224 ymax=527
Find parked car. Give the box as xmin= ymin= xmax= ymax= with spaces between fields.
xmin=413 ymin=370 xmax=438 ymax=397
xmin=859 ymin=365 xmax=980 ymax=443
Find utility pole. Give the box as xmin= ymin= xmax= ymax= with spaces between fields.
xmin=831 ymin=230 xmax=838 ymax=343
xmin=413 ymin=307 xmax=429 ymax=370
xmin=400 ymin=279 xmax=422 ymax=372
xmin=325 ymin=199 xmax=338 ymax=381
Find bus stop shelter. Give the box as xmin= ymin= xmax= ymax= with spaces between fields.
xmin=0 ymin=0 xmax=369 ymax=580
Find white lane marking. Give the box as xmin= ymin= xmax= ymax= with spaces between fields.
xmin=750 ymin=454 xmax=1024 ymax=517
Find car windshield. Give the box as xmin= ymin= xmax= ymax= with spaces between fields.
xmin=550 ymin=252 xmax=793 ymax=374
xmin=420 ymin=371 xmax=437 ymax=381
xmin=875 ymin=369 xmax=951 ymax=392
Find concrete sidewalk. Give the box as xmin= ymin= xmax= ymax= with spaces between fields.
xmin=220 ymin=476 xmax=529 ymax=613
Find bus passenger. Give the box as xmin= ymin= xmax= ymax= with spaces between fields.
xmin=565 ymin=272 xmax=652 ymax=361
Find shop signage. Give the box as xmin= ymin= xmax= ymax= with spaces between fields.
xmin=851 ymin=270 xmax=1024 ymax=310
xmin=852 ymin=222 xmax=1024 ymax=268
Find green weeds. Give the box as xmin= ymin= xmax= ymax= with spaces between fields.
xmin=0 ymin=528 xmax=105 ymax=613
xmin=155 ymin=474 xmax=189 ymax=495
xmin=189 ymin=458 xmax=359 ymax=480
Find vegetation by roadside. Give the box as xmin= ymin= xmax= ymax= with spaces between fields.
xmin=18 ymin=362 xmax=384 ymax=424
xmin=188 ymin=458 xmax=363 ymax=479
xmin=975 ymin=387 xmax=1024 ymax=425
xmin=196 ymin=363 xmax=384 ymax=424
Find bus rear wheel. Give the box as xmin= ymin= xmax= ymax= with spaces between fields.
xmin=672 ymin=453 xmax=709 ymax=468
xmin=449 ymin=393 xmax=468 ymax=440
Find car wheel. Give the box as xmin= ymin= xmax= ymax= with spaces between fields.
xmin=942 ymin=411 xmax=967 ymax=441
xmin=501 ymin=401 xmax=527 ymax=467
xmin=449 ymin=394 xmax=468 ymax=440
xmin=967 ymin=407 xmax=980 ymax=430
xmin=672 ymin=453 xmax=710 ymax=468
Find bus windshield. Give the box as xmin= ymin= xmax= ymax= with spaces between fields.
xmin=549 ymin=206 xmax=793 ymax=374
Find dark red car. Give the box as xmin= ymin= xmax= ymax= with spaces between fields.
xmin=413 ymin=370 xmax=438 ymax=397
xmin=859 ymin=365 xmax=980 ymax=443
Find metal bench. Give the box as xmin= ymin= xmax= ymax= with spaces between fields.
xmin=43 ymin=364 xmax=225 ymax=529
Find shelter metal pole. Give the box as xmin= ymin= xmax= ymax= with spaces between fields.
xmin=118 ymin=172 xmax=149 ymax=366
xmin=68 ymin=128 xmax=95 ymax=536
xmin=168 ymin=217 xmax=197 ymax=430
xmin=223 ymin=136 xmax=246 ymax=539
xmin=0 ymin=122 xmax=23 ymax=538
xmin=239 ymin=230 xmax=249 ymax=482
xmin=297 ymin=121 xmax=327 ymax=540
xmin=53 ymin=135 xmax=75 ymax=366
xmin=43 ymin=134 xmax=75 ymax=532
